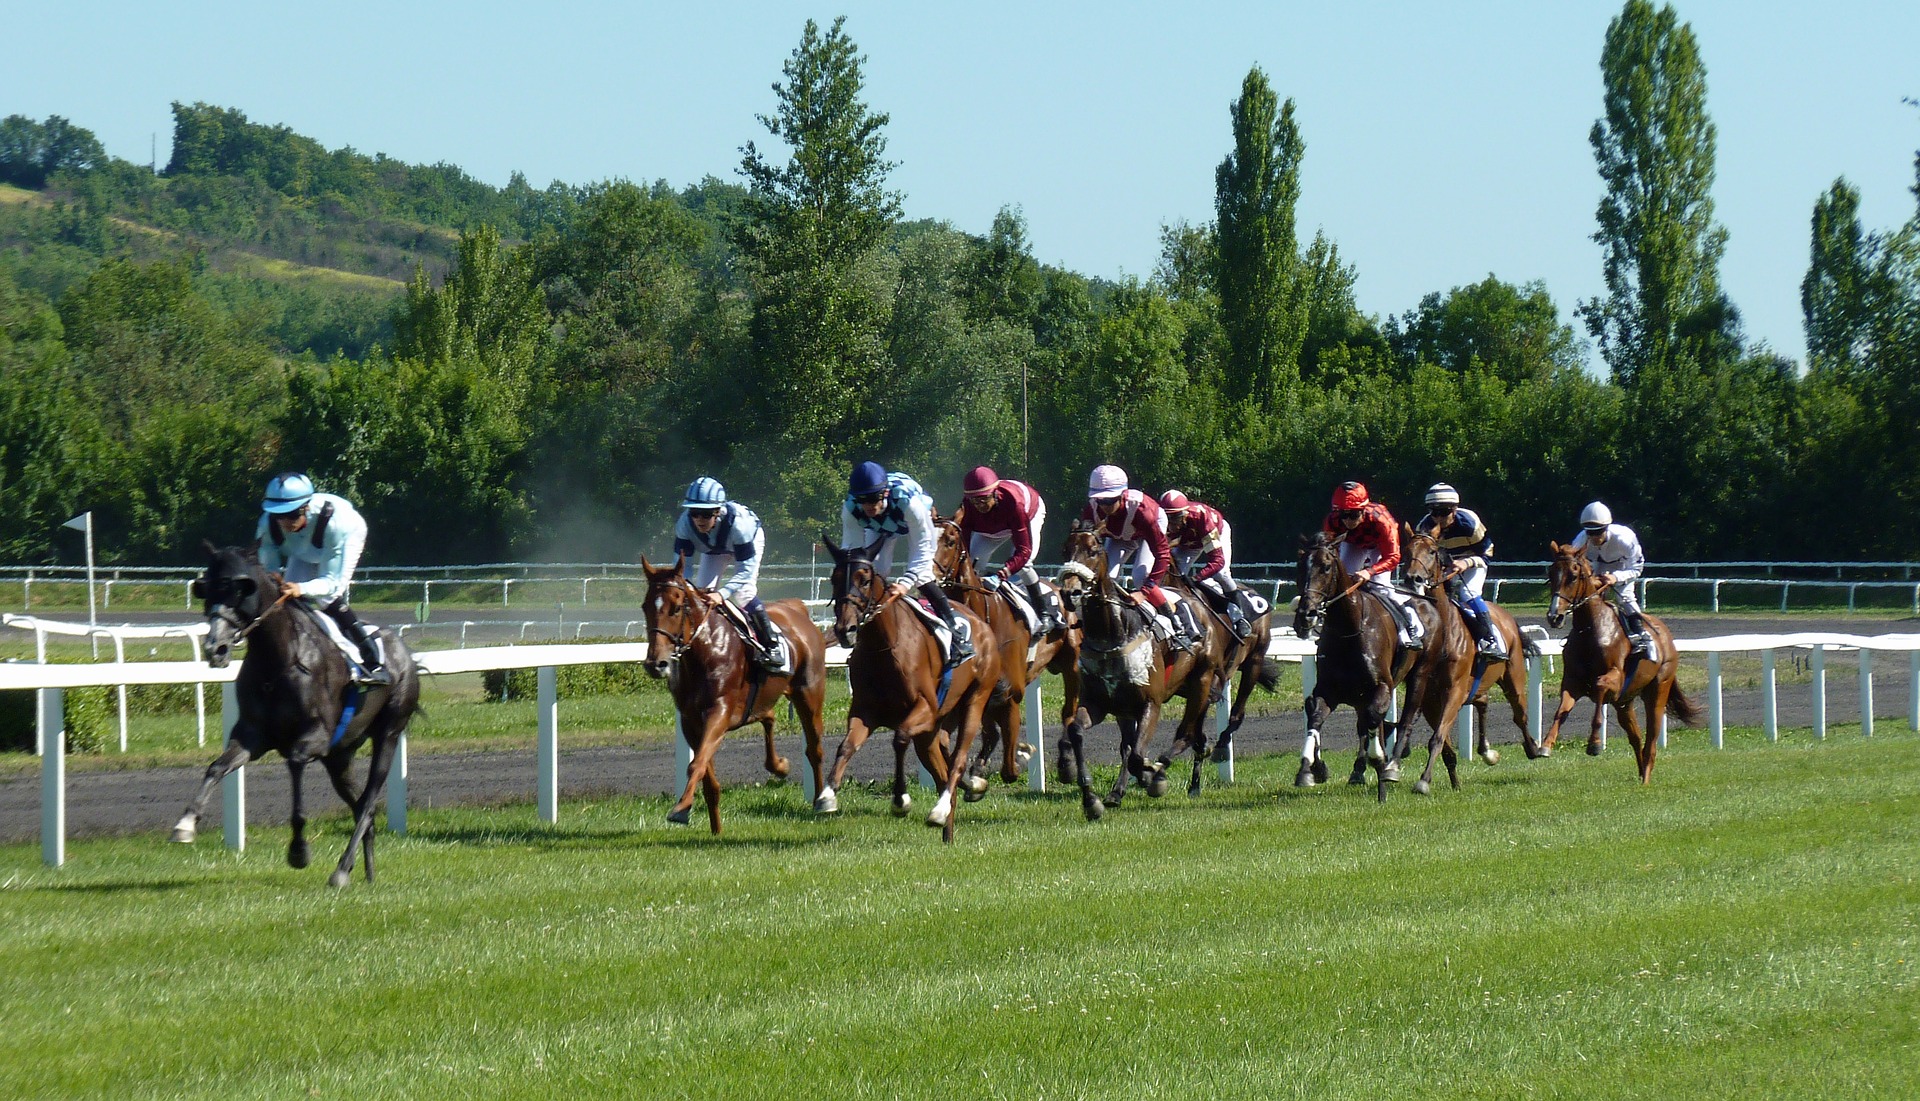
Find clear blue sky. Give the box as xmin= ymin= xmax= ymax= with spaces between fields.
xmin=8 ymin=1 xmax=1918 ymax=365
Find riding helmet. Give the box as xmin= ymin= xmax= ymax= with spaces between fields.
xmin=962 ymin=466 xmax=1000 ymax=498
xmin=1088 ymin=465 xmax=1128 ymax=500
xmin=1580 ymin=501 xmax=1612 ymax=530
xmin=1331 ymin=481 xmax=1370 ymax=510
xmin=681 ymin=476 xmax=727 ymax=510
xmin=1424 ymin=483 xmax=1460 ymax=508
xmin=1158 ymin=489 xmax=1191 ymax=514
xmin=262 ymin=472 xmax=315 ymax=514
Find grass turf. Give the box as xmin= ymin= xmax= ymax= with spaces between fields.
xmin=1 ymin=728 xmax=1914 ymax=1099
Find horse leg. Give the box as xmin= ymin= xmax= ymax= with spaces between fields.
xmin=170 ymin=723 xmax=258 ymax=843
xmin=1065 ymin=706 xmax=1103 ymax=821
xmin=999 ymin=684 xmax=1024 ymax=785
xmin=818 ymin=713 xmax=877 ymax=815
xmin=1616 ymin=697 xmax=1648 ymax=784
xmin=1105 ymin=712 xmax=1141 ymax=808
xmin=936 ymin=687 xmax=994 ymax=843
xmin=1637 ymin=685 xmax=1668 ymax=785
xmin=1587 ymin=686 xmax=1616 ymax=757
xmin=761 ymin=716 xmax=789 ymax=780
xmin=1056 ymin=664 xmax=1083 ymax=779
xmin=285 ymin=755 xmax=312 ymax=869
xmin=670 ymin=712 xmax=729 ymax=831
xmin=791 ymin=678 xmax=829 ymax=807
xmin=1496 ymin=661 xmax=1529 ymax=761
xmin=1541 ymin=685 xmax=1579 ymax=756
xmin=1297 ymin=692 xmax=1333 ymax=788
xmin=890 ymin=729 xmax=915 ymax=818
xmin=329 ymin=728 xmax=401 ymax=888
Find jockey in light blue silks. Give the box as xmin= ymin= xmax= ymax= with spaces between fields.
xmin=1414 ymin=482 xmax=1505 ymax=657
xmin=254 ymin=472 xmax=388 ymax=685
xmin=671 ymin=477 xmax=781 ymax=669
xmin=1570 ymin=500 xmax=1654 ymax=656
xmin=842 ymin=460 xmax=973 ymax=661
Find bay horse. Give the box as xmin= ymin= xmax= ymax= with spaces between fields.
xmin=815 ymin=538 xmax=1004 ymax=843
xmin=1054 ymin=523 xmax=1229 ymax=819
xmin=932 ymin=517 xmax=1081 ymax=795
xmin=1544 ymin=541 xmax=1700 ymax=783
xmin=640 ymin=557 xmax=829 ymax=834
xmin=171 ymin=543 xmax=419 ymax=888
xmin=1294 ymin=532 xmax=1417 ymax=803
xmin=1167 ymin=572 xmax=1280 ymax=760
xmin=1397 ymin=526 xmax=1535 ymax=794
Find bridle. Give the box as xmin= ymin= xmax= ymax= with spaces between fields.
xmin=201 ymin=573 xmax=292 ymax=646
xmin=1546 ymin=555 xmax=1604 ymax=624
xmin=648 ymin=575 xmax=713 ymax=661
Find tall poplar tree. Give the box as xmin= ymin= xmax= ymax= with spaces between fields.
xmin=1581 ymin=0 xmax=1732 ymax=385
xmin=1214 ymin=66 xmax=1307 ymax=409
xmin=1802 ymin=179 xmax=1883 ymax=372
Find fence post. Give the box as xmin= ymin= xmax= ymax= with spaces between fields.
xmin=1454 ymin=704 xmax=1472 ymax=759
xmin=112 ymin=635 xmax=128 ymax=753
xmin=1859 ymin=648 xmax=1873 ymax=738
xmin=389 ymin=731 xmax=408 ymax=836
xmin=1527 ymin=653 xmax=1543 ymax=746
xmin=1215 ymin=688 xmax=1233 ymax=783
xmin=1811 ymin=645 xmax=1826 ymax=740
xmin=1026 ymin=681 xmax=1046 ymax=793
xmin=1762 ymin=650 xmax=1778 ymax=742
xmin=537 ymin=666 xmax=558 ymax=823
xmin=221 ymin=683 xmax=244 ymax=852
xmin=1710 ymin=579 xmax=1721 ymax=613
xmin=195 ymin=682 xmax=206 ymax=747
xmin=1910 ymin=651 xmax=1919 ymax=731
xmin=1707 ymin=651 xmax=1722 ymax=749
xmin=39 ymin=688 xmax=64 ymax=868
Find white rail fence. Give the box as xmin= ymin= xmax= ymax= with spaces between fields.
xmin=6 ymin=625 xmax=1919 ymax=869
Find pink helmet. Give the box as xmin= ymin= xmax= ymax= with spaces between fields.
xmin=1158 ymin=489 xmax=1191 ymax=513
xmin=962 ymin=466 xmax=1000 ymax=498
xmin=1332 ymin=481 xmax=1370 ymax=510
xmin=1087 ymin=464 xmax=1128 ymax=500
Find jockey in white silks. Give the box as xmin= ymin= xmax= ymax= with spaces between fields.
xmin=1569 ymin=500 xmax=1653 ymax=655
xmin=254 ymin=472 xmax=388 ymax=685
xmin=842 ymin=460 xmax=973 ymax=661
xmin=671 ymin=476 xmax=780 ymax=668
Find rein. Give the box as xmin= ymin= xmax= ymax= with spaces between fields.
xmin=649 ymin=579 xmax=715 ymax=660
xmin=223 ymin=586 xmax=294 ymax=644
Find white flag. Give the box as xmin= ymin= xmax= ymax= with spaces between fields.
xmin=62 ymin=512 xmax=90 ymax=531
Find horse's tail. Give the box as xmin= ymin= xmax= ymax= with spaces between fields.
xmin=1665 ymin=681 xmax=1703 ymax=727
xmin=1519 ymin=632 xmax=1542 ymax=658
xmin=1254 ymin=658 xmax=1281 ymax=693
xmin=990 ymin=677 xmax=1016 ymax=710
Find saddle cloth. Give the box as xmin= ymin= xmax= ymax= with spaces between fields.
xmin=983 ymin=575 xmax=1043 ymax=637
xmin=905 ymin=596 xmax=972 ymax=667
xmin=297 ymin=602 xmax=378 ymax=677
xmin=715 ymin=599 xmax=795 ymax=677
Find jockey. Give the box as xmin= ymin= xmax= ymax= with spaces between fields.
xmin=1322 ymin=481 xmax=1424 ymax=650
xmin=843 ymin=461 xmax=973 ymax=661
xmin=1570 ymin=501 xmax=1653 ymax=655
xmin=672 ymin=476 xmax=779 ymax=669
xmin=253 ymin=472 xmax=388 ymax=685
xmin=1414 ymin=483 xmax=1504 ymax=657
xmin=1079 ymin=464 xmax=1200 ymax=649
xmin=957 ymin=465 xmax=1064 ymax=634
xmin=1159 ymin=490 xmax=1253 ymax=640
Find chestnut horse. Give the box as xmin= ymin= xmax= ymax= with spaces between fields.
xmin=1293 ymin=532 xmax=1417 ymax=803
xmin=1054 ymin=523 xmax=1229 ymax=819
xmin=932 ymin=517 xmax=1081 ymax=793
xmin=172 ymin=544 xmax=419 ymax=888
xmin=1169 ymin=572 xmax=1280 ymax=760
xmin=815 ymin=538 xmax=1004 ymax=843
xmin=1543 ymin=541 xmax=1701 ymax=782
xmin=1397 ymin=526 xmax=1535 ymax=794
xmin=640 ymin=557 xmax=829 ymax=834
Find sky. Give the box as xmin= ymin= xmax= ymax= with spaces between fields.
xmin=7 ymin=1 xmax=1918 ymax=366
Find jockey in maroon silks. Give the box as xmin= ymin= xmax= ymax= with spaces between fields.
xmin=1079 ymin=464 xmax=1201 ymax=649
xmin=1321 ymin=480 xmax=1424 ymax=649
xmin=1160 ymin=490 xmax=1254 ymax=640
xmin=957 ymin=466 xmax=1064 ymax=633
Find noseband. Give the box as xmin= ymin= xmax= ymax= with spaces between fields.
xmin=649 ymin=578 xmax=712 ymax=661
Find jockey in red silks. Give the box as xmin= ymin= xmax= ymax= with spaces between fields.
xmin=957 ymin=466 xmax=1064 ymax=634
xmin=1160 ymin=490 xmax=1254 ymax=640
xmin=1079 ymin=464 xmax=1200 ymax=649
xmin=1321 ymin=480 xmax=1424 ymax=650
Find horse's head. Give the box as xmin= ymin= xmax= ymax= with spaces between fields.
xmin=641 ymin=555 xmax=704 ymax=676
xmin=1402 ymin=523 xmax=1449 ymax=598
xmin=1544 ymin=540 xmax=1595 ymax=628
xmin=823 ymin=535 xmax=887 ymax=648
xmin=931 ymin=515 xmax=974 ymax=587
xmin=1057 ymin=520 xmax=1110 ymax=615
xmin=193 ymin=541 xmax=267 ymax=668
xmin=1294 ymin=532 xmax=1343 ymax=639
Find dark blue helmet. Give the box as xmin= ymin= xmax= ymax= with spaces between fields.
xmin=849 ymin=461 xmax=889 ymax=498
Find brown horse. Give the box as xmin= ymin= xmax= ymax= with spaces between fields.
xmin=1054 ymin=522 xmax=1229 ymax=819
xmin=1167 ymin=572 xmax=1280 ymax=759
xmin=815 ymin=538 xmax=1004 ymax=843
xmin=1293 ymin=532 xmax=1417 ymax=803
xmin=932 ymin=516 xmax=1081 ymax=794
xmin=640 ymin=557 xmax=829 ymax=834
xmin=1397 ymin=526 xmax=1535 ymax=794
xmin=1543 ymin=541 xmax=1701 ymax=782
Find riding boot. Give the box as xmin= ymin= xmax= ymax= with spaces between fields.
xmin=1464 ymin=602 xmax=1505 ymax=657
xmin=1623 ymin=611 xmax=1655 ymax=656
xmin=1174 ymin=600 xmax=1203 ymax=650
xmin=1224 ymin=595 xmax=1252 ymax=641
xmin=1028 ymin=579 xmax=1063 ymax=635
xmin=747 ymin=604 xmax=783 ymax=670
xmin=921 ymin=582 xmax=973 ymax=662
xmin=1391 ymin=594 xmax=1425 ymax=652
xmin=327 ymin=601 xmax=391 ymax=686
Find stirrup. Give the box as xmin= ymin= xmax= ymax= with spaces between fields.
xmin=355 ymin=664 xmax=392 ymax=687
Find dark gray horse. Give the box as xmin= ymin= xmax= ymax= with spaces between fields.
xmin=170 ymin=544 xmax=419 ymax=887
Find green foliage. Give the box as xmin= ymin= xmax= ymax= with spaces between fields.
xmin=1386 ymin=275 xmax=1584 ymax=384
xmin=0 ymin=685 xmax=108 ymax=754
xmin=0 ymin=115 xmax=105 ymax=189
xmin=1214 ymin=68 xmax=1308 ymax=408
xmin=480 ymin=640 xmax=665 ymax=702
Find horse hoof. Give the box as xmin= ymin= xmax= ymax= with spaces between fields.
xmin=288 ymin=842 xmax=311 ymax=869
xmin=891 ymin=792 xmax=912 ymax=817
xmin=1015 ymin=743 xmax=1035 ymax=768
xmin=1209 ymin=738 xmax=1233 ymax=763
xmin=1146 ymin=775 xmax=1169 ymax=799
xmin=962 ymin=785 xmax=987 ymax=804
xmin=925 ymin=795 xmax=951 ymax=829
xmin=813 ymin=789 xmax=840 ymax=815
xmin=1083 ymin=799 xmax=1104 ymax=822
xmin=1479 ymin=749 xmax=1500 ymax=766
xmin=168 ymin=827 xmax=195 ymax=844
xmin=328 ymin=870 xmax=351 ymax=890
xmin=1311 ymin=759 xmax=1330 ymax=783
xmin=1294 ymin=764 xmax=1318 ymax=788
xmin=1412 ymin=779 xmax=1431 ymax=796
xmin=965 ymin=775 xmax=989 ymax=797
xmin=1536 ymin=745 xmax=1552 ymax=759
xmin=666 ymin=807 xmax=691 ymax=826
xmin=1347 ymin=769 xmax=1369 ymax=786
xmin=1382 ymin=761 xmax=1401 ymax=783
xmin=1102 ymin=793 xmax=1123 ymax=809
xmin=1586 ymin=742 xmax=1604 ymax=757
xmin=769 ymin=756 xmax=791 ymax=779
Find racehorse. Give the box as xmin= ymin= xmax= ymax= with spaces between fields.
xmin=1167 ymin=571 xmax=1280 ymax=760
xmin=1397 ymin=526 xmax=1535 ymax=794
xmin=1543 ymin=541 xmax=1700 ymax=783
xmin=1293 ymin=531 xmax=1417 ymax=803
xmin=815 ymin=538 xmax=1004 ymax=843
xmin=932 ymin=517 xmax=1081 ymax=795
xmin=170 ymin=543 xmax=419 ymax=888
xmin=640 ymin=557 xmax=829 ymax=834
xmin=1054 ymin=522 xmax=1229 ymax=819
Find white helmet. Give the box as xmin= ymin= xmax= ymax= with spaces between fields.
xmin=1087 ymin=464 xmax=1128 ymax=500
xmin=1580 ymin=501 xmax=1612 ymax=530
xmin=262 ymin=472 xmax=315 ymax=514
xmin=1424 ymin=483 xmax=1460 ymax=508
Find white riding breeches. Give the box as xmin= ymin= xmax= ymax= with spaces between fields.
xmin=1610 ymin=579 xmax=1642 ymax=617
xmin=1104 ymin=537 xmax=1156 ymax=590
xmin=1452 ymin=563 xmax=1486 ymax=601
xmin=967 ymin=501 xmax=1046 ymax=586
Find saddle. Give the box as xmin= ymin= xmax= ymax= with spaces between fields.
xmin=715 ymin=599 xmax=794 ymax=676
xmin=1363 ymin=585 xmax=1424 ymax=651
xmin=983 ymin=575 xmax=1043 ymax=637
xmin=904 ymin=596 xmax=973 ymax=667
xmin=295 ymin=602 xmax=383 ymax=680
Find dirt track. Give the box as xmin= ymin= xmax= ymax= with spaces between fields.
xmin=3 ymin=612 xmax=1912 ymax=843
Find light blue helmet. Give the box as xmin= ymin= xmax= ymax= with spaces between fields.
xmin=682 ymin=477 xmax=727 ymax=510
xmin=262 ymin=472 xmax=315 ymax=514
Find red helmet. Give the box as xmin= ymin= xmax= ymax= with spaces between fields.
xmin=1331 ymin=481 xmax=1370 ymax=510
xmin=961 ymin=466 xmax=1000 ymax=498
xmin=1158 ymin=490 xmax=1191 ymax=513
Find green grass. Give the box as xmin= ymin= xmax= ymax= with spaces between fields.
xmin=1 ymin=728 xmax=1915 ymax=1100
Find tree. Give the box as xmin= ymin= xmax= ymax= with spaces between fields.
xmin=1386 ymin=276 xmax=1583 ymax=385
xmin=1802 ymin=179 xmax=1889 ymax=373
xmin=1214 ymin=66 xmax=1307 ymax=408
xmin=0 ymin=114 xmax=106 ymax=189
xmin=1581 ymin=0 xmax=1733 ymax=385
